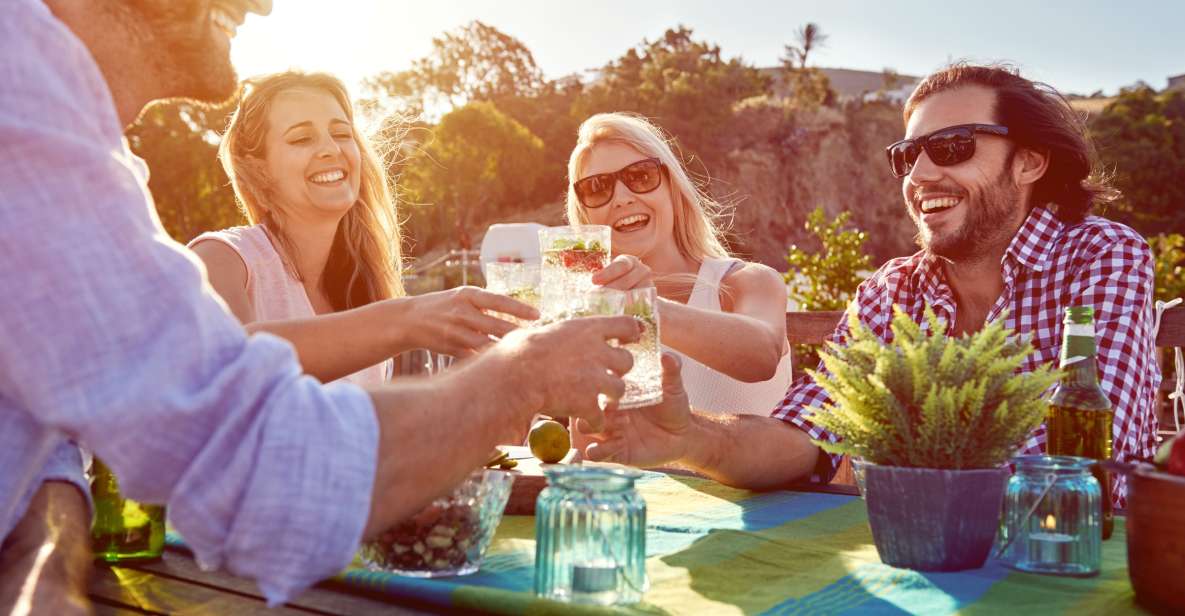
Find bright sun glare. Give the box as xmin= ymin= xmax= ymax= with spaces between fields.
xmin=230 ymin=1 xmax=443 ymax=96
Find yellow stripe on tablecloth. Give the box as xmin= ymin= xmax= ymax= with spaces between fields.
xmin=643 ymin=500 xmax=878 ymax=614
xmin=631 ymin=473 xmax=759 ymax=522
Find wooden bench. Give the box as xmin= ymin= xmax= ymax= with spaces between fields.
xmin=785 ymin=306 xmax=1185 ymax=485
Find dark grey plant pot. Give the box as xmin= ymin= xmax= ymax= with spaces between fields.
xmin=863 ymin=464 xmax=1009 ymax=571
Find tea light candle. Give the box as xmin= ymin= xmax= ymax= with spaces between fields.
xmin=1029 ymin=515 xmax=1073 ymax=564
xmin=572 ymin=559 xmax=619 ymax=595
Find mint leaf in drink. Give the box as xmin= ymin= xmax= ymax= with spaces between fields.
xmin=550 ymin=238 xmax=587 ymax=251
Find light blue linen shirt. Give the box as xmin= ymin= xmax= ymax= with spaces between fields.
xmin=0 ymin=0 xmax=379 ymax=604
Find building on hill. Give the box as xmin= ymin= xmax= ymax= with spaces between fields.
xmin=763 ymin=67 xmax=921 ymax=103
xmin=1169 ymin=74 xmax=1185 ymax=92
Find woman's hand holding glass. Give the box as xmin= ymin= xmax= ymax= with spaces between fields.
xmin=400 ymin=287 xmax=539 ymax=358
xmin=591 ymin=254 xmax=654 ymax=291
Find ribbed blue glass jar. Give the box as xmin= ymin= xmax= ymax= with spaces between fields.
xmin=534 ymin=466 xmax=647 ymax=605
xmin=997 ymin=455 xmax=1101 ymax=576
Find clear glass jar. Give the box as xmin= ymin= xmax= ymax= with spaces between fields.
xmin=997 ymin=455 xmax=1101 ymax=576
xmin=534 ymin=466 xmax=647 ymax=605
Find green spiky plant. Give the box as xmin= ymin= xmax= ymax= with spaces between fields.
xmin=806 ymin=305 xmax=1060 ymax=469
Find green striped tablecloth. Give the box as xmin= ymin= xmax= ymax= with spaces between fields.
xmin=330 ymin=470 xmax=1149 ymax=615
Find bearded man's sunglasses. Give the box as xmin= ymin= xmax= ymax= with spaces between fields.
xmin=572 ymin=158 xmax=665 ymax=208
xmin=885 ymin=124 xmax=1010 ymax=178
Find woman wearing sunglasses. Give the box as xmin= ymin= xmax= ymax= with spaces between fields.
xmin=190 ymin=71 xmax=535 ymax=386
xmin=566 ymin=112 xmax=792 ymax=415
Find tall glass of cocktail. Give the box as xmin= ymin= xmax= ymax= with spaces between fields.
xmin=577 ymin=286 xmax=663 ymax=409
xmin=484 ymin=261 xmax=541 ymax=327
xmin=539 ymin=226 xmax=611 ymax=320
xmin=617 ymin=287 xmax=662 ymax=409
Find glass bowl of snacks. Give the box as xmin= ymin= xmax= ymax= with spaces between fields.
xmin=359 ymin=468 xmax=515 ymax=577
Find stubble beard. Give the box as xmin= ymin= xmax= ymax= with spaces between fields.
xmin=120 ymin=0 xmax=239 ymax=105
xmin=913 ymin=170 xmax=1021 ymax=262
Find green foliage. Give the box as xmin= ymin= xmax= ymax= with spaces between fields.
xmin=1090 ymin=86 xmax=1185 ymax=234
xmin=778 ymin=24 xmax=836 ymax=111
xmin=574 ymin=26 xmax=769 ymax=173
xmin=784 ymin=206 xmax=871 ymax=311
xmin=126 ymin=100 xmax=243 ymax=243
xmin=400 ymin=101 xmax=546 ymax=249
xmin=1149 ymin=233 xmax=1185 ymax=302
xmin=782 ymin=68 xmax=836 ymax=112
xmin=491 ymin=80 xmax=585 ymax=204
xmin=363 ymin=20 xmax=545 ymax=116
xmin=806 ymin=305 xmax=1060 ymax=469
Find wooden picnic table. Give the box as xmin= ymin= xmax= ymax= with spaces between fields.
xmin=87 ymin=480 xmax=861 ymax=615
xmin=89 ymin=549 xmax=438 ymax=615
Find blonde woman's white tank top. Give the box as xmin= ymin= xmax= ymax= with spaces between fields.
xmin=662 ymin=258 xmax=792 ymax=415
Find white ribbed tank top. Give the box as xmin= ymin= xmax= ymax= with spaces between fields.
xmin=663 ymin=258 xmax=793 ymax=415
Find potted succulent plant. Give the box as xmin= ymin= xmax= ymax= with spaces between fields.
xmin=806 ymin=306 xmax=1059 ymax=571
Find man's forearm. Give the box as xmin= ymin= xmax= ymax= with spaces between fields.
xmin=0 ymin=482 xmax=93 ymax=616
xmin=362 ymin=351 xmax=537 ymax=538
xmin=680 ymin=415 xmax=821 ymax=491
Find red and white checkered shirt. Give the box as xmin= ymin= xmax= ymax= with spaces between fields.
xmin=772 ymin=205 xmax=1160 ymax=507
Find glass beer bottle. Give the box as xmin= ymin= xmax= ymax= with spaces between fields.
xmin=1046 ymin=306 xmax=1114 ymax=540
xmin=90 ymin=457 xmax=166 ymax=562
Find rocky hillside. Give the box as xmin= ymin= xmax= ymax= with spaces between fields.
xmin=709 ymin=100 xmax=916 ymax=268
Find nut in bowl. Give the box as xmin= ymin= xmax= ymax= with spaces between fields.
xmin=359 ymin=469 xmax=515 ymax=577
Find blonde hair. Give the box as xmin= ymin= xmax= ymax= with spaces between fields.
xmin=565 ymin=113 xmax=730 ymax=261
xmin=218 ymin=71 xmax=404 ymax=309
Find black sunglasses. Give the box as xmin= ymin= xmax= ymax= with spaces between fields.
xmin=885 ymin=123 xmax=1010 ymax=178
xmin=573 ymin=158 xmax=664 ymax=208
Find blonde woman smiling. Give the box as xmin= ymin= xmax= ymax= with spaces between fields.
xmin=567 ymin=113 xmax=792 ymax=415
xmin=191 ymin=72 xmax=533 ymax=385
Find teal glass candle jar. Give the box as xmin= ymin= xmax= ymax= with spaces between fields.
xmin=534 ymin=466 xmax=647 ymax=605
xmin=997 ymin=455 xmax=1101 ymax=576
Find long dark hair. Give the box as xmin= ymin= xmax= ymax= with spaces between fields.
xmin=904 ymin=63 xmax=1117 ymax=224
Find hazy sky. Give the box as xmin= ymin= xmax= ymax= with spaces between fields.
xmin=231 ymin=0 xmax=1184 ymax=97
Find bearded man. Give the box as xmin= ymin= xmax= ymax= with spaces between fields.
xmin=583 ymin=63 xmax=1159 ymax=513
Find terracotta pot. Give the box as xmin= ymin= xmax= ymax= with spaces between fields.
xmin=1127 ymin=466 xmax=1185 ymax=614
xmin=864 ymin=464 xmax=1009 ymax=571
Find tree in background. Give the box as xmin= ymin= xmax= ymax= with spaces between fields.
xmin=127 ymin=101 xmax=243 ymax=244
xmin=364 ymin=20 xmax=546 ymax=117
xmin=779 ymin=23 xmax=836 ymax=111
xmin=363 ymin=21 xmax=572 ymax=251
xmin=399 ymin=101 xmax=546 ymax=251
xmin=783 ymin=23 xmax=828 ymax=70
xmin=1149 ymin=233 xmax=1185 ymax=302
xmin=574 ymin=26 xmax=769 ymax=174
xmin=491 ymin=78 xmax=586 ymax=206
xmin=1090 ymin=86 xmax=1185 ymax=233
